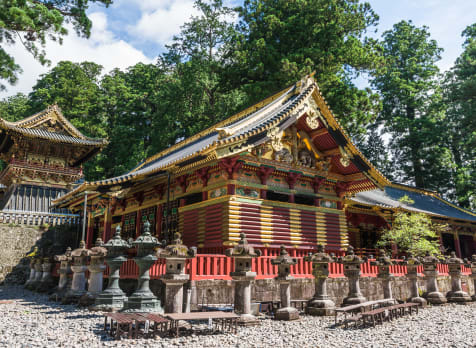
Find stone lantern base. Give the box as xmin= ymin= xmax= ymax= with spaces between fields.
xmin=275 ymin=306 xmax=299 ymax=320
xmin=91 ymin=291 xmax=128 ymax=311
xmin=425 ymin=291 xmax=447 ymax=305
xmin=306 ymin=298 xmax=335 ymax=316
xmin=446 ymin=290 xmax=471 ymax=303
xmin=409 ymin=296 xmax=427 ymax=307
xmin=342 ymin=295 xmax=366 ymax=306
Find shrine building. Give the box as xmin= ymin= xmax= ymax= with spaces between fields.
xmin=52 ymin=76 xmax=475 ymax=256
xmin=0 ymin=105 xmax=108 ymax=224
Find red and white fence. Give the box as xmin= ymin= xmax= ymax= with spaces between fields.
xmin=85 ymin=255 xmax=470 ymax=281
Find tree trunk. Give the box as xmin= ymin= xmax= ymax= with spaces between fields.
xmin=406 ymin=106 xmax=425 ymax=188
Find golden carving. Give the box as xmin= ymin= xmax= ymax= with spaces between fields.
xmin=267 ymin=126 xmax=284 ymax=152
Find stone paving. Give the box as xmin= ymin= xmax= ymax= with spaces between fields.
xmin=0 ymin=285 xmax=475 ymax=348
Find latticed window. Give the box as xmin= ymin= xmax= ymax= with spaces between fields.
xmin=161 ymin=199 xmax=179 ymax=243
xmin=122 ymin=212 xmax=136 ymax=240
xmin=139 ymin=206 xmax=156 ymax=235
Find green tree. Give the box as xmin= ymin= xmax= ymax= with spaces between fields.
xmin=371 ymin=20 xmax=445 ymax=189
xmin=0 ymin=92 xmax=31 ymax=121
xmin=377 ymin=196 xmax=444 ymax=257
xmin=233 ymin=0 xmax=383 ymax=137
xmin=158 ymin=0 xmax=246 ymax=140
xmin=441 ymin=24 xmax=476 ymax=209
xmin=0 ymin=0 xmax=112 ymax=90
xmin=359 ymin=123 xmax=395 ymax=180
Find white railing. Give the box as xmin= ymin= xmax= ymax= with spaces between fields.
xmin=0 ymin=210 xmax=80 ymax=226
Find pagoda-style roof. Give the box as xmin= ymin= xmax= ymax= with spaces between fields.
xmin=0 ymin=105 xmax=108 ymax=164
xmin=53 ymin=75 xmax=390 ymax=207
xmin=349 ymin=183 xmax=476 ymax=223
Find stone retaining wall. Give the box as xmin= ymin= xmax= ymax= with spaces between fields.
xmin=0 ymin=224 xmax=44 ymax=284
xmin=116 ymin=275 xmax=474 ymax=309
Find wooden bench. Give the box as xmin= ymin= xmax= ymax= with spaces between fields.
xmin=104 ymin=313 xmax=134 ymax=339
xmin=362 ymin=302 xmax=419 ymax=327
xmin=334 ymin=299 xmax=396 ymax=327
xmin=165 ymin=311 xmax=239 ymax=337
xmin=104 ymin=312 xmax=169 ymax=339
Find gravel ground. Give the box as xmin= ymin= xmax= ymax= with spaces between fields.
xmin=0 ymin=285 xmax=475 ymax=348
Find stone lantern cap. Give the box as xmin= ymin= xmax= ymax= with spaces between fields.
xmin=446 ymin=251 xmax=463 ymax=265
xmin=338 ymin=245 xmax=366 ymax=264
xmin=132 ymin=220 xmax=161 ymax=258
xmin=71 ymin=240 xmax=90 ymax=258
xmin=225 ymin=233 xmax=262 ymax=258
xmin=104 ymin=225 xmax=131 ymax=258
xmin=54 ymin=247 xmax=72 ymax=262
xmin=157 ymin=232 xmax=196 ymax=259
xmin=422 ymin=251 xmax=442 ymax=265
xmin=304 ymin=244 xmax=335 ymax=263
xmin=271 ymin=245 xmax=298 ymax=267
xmin=400 ymin=253 xmax=422 ymax=266
xmin=371 ymin=249 xmax=393 ymax=266
xmin=89 ymin=238 xmax=108 ymax=258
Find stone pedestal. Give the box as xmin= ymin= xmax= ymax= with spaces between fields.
xmin=467 ymin=255 xmax=476 ymax=301
xmin=275 ymin=280 xmax=299 ymax=320
xmin=339 ymin=246 xmax=366 ymax=305
xmin=50 ymin=247 xmax=73 ymax=301
xmin=422 ymin=252 xmax=447 ymax=305
xmin=446 ymin=252 xmax=471 ymax=303
xmin=371 ymin=250 xmax=394 ymax=300
xmin=162 ymin=276 xmax=189 ymax=313
xmin=304 ymin=245 xmax=335 ymax=316
xmin=63 ymin=241 xmax=89 ymax=304
xmin=226 ymin=233 xmax=261 ymax=325
xmin=157 ymin=233 xmax=197 ymax=314
xmin=80 ymin=239 xmax=107 ymax=306
xmin=36 ymin=260 xmax=55 ymax=293
xmin=125 ymin=221 xmax=162 ymax=312
xmin=406 ymin=271 xmax=427 ymax=306
xmin=93 ymin=257 xmax=128 ymax=310
xmin=92 ymin=226 xmax=130 ymax=311
xmin=24 ymin=259 xmax=37 ymax=288
xmin=28 ymin=259 xmax=44 ymax=291
xmin=126 ymin=255 xmax=162 ymax=312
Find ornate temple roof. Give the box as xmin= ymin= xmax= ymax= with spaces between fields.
xmin=53 ymin=75 xmax=390 ymax=207
xmin=0 ymin=105 xmax=108 ymax=146
xmin=350 ymin=183 xmax=476 ymax=222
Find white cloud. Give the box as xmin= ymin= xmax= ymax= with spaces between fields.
xmin=1 ymin=11 xmax=152 ymax=98
xmin=128 ymin=0 xmax=200 ymax=45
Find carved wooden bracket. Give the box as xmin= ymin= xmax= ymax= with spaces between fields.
xmin=218 ymin=157 xmax=243 ymax=180
xmin=286 ymin=172 xmax=302 ymax=189
xmin=312 ymin=177 xmax=326 ymax=193
xmin=119 ymin=198 xmax=128 ymax=211
xmin=196 ymin=167 xmax=211 ymax=187
xmin=335 ymin=182 xmax=351 ymax=198
xmin=176 ymin=174 xmax=188 ymax=193
xmin=257 ymin=166 xmax=274 ymax=185
xmin=153 ymin=184 xmax=165 ymax=199
xmin=134 ymin=192 xmax=144 ymax=207
xmin=110 ymin=197 xmax=117 ymax=215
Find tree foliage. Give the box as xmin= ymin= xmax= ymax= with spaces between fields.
xmin=0 ymin=0 xmax=111 ymax=91
xmin=377 ymin=196 xmax=444 ymax=257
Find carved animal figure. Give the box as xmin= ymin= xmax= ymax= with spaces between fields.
xmin=298 ymin=149 xmax=315 ymax=167
xmin=273 ymin=148 xmax=293 ymax=163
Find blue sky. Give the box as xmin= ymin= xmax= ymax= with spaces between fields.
xmin=1 ymin=0 xmax=475 ymax=97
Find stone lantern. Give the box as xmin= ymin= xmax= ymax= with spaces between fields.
xmin=225 ymin=233 xmax=262 ymax=325
xmin=50 ymin=247 xmax=73 ymax=301
xmin=93 ymin=226 xmax=131 ymax=311
xmin=400 ymin=253 xmax=426 ymax=306
xmin=63 ymin=241 xmax=89 ymax=304
xmin=36 ymin=253 xmax=56 ymax=293
xmin=304 ymin=244 xmax=336 ymax=315
xmin=24 ymin=247 xmax=39 ymax=288
xmin=270 ymin=245 xmax=299 ymax=320
xmin=337 ymin=245 xmax=367 ymax=305
xmin=157 ymin=232 xmax=197 ymax=313
xmin=465 ymin=255 xmax=476 ymax=301
xmin=370 ymin=249 xmax=394 ymax=299
xmin=445 ymin=251 xmax=471 ymax=303
xmin=80 ymin=238 xmax=108 ymax=306
xmin=126 ymin=220 xmax=162 ymax=312
xmin=28 ymin=252 xmax=44 ymax=291
xmin=422 ymin=251 xmax=447 ymax=304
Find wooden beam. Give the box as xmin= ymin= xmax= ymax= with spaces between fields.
xmin=297 ymin=130 xmax=325 ymax=159
xmin=309 ymin=128 xmax=328 ymax=140
xmin=323 ymin=148 xmax=340 ymax=156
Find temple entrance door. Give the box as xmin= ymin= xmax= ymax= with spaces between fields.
xmin=459 ymin=235 xmax=473 ymax=259
xmin=441 ymin=233 xmax=456 ymax=254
